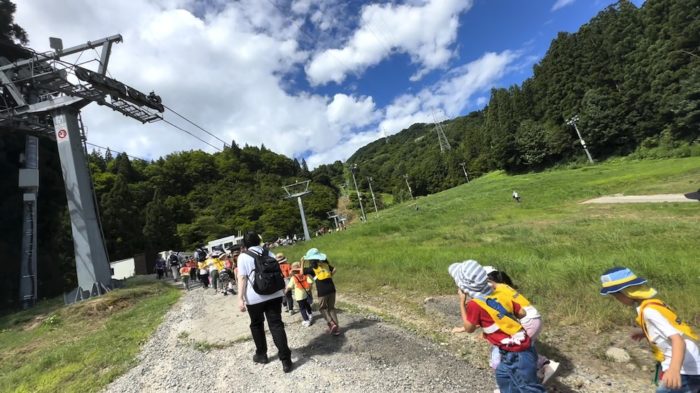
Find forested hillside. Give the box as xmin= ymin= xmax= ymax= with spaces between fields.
xmin=348 ymin=0 xmax=700 ymax=198
xmin=0 ymin=135 xmax=340 ymax=309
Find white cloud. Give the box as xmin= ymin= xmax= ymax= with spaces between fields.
xmin=377 ymin=50 xmax=518 ymax=134
xmin=14 ymin=0 xmax=377 ymax=165
xmin=304 ymin=50 xmax=519 ymax=166
xmin=14 ymin=1 xmax=519 ymax=170
xmin=552 ymin=0 xmax=576 ymax=11
xmin=305 ymin=0 xmax=473 ymax=85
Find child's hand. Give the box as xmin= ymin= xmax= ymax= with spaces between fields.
xmin=451 ymin=326 xmax=466 ymax=334
xmin=457 ymin=289 xmax=468 ymax=303
xmin=661 ymin=368 xmax=682 ymax=390
xmin=629 ymin=328 xmax=645 ymax=341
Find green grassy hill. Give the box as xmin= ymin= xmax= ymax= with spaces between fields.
xmin=0 ymin=279 xmax=180 ymax=393
xmin=285 ymin=157 xmax=700 ymax=329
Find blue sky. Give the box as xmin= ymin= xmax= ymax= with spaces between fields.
xmin=16 ymin=0 xmax=645 ymax=167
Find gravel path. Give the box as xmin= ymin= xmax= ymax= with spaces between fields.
xmin=102 ymin=284 xmax=495 ymax=393
xmin=581 ymin=193 xmax=699 ymax=204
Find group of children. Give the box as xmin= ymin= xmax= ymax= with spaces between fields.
xmin=276 ymin=248 xmax=341 ymax=335
xmin=177 ymin=250 xmax=238 ymax=295
xmin=449 ymin=260 xmax=699 ymax=393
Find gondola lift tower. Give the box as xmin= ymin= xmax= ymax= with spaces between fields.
xmin=0 ymin=34 xmax=164 ymax=306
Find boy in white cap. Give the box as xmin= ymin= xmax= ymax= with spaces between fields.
xmin=449 ymin=260 xmax=545 ymax=393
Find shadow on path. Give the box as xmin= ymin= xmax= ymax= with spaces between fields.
xmin=684 ymin=190 xmax=700 ymax=201
xmin=291 ymin=318 xmax=380 ymax=369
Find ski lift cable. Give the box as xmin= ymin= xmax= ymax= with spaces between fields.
xmin=163 ymin=104 xmax=229 ymax=148
xmin=161 ymin=118 xmax=223 ymax=152
xmin=85 ymin=142 xmax=148 ymax=161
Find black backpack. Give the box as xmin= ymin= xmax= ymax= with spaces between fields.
xmin=168 ymin=253 xmax=179 ymax=265
xmin=245 ymin=247 xmax=285 ymax=295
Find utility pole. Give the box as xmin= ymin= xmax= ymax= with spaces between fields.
xmin=367 ymin=176 xmax=379 ymax=213
xmin=403 ymin=174 xmax=414 ymax=200
xmin=350 ymin=164 xmax=367 ymax=222
xmin=459 ymin=162 xmax=470 ymax=183
xmin=566 ymin=115 xmax=594 ymax=164
xmin=432 ymin=114 xmax=451 ymax=153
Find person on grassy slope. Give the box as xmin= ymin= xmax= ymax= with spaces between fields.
xmin=479 ymin=266 xmax=559 ymax=384
xmin=286 ymin=262 xmax=314 ymax=327
xmin=303 ymin=248 xmax=340 ymax=336
xmin=600 ymin=267 xmax=699 ymax=393
xmin=449 ymin=260 xmax=545 ymax=393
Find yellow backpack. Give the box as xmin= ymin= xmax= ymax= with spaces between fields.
xmin=637 ymin=299 xmax=699 ymax=362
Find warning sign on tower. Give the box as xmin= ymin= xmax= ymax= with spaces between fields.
xmin=57 ymin=129 xmax=67 ymax=139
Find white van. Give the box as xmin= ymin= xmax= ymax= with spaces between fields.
xmin=206 ymin=235 xmax=243 ymax=254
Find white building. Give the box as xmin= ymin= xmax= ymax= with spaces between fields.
xmin=110 ymin=258 xmax=135 ymax=280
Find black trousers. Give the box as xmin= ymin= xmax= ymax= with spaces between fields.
xmin=246 ymin=297 xmax=291 ymax=361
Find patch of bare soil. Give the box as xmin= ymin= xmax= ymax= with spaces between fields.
xmin=340 ymin=292 xmax=656 ymax=393
xmin=581 ymin=193 xmax=699 ymax=204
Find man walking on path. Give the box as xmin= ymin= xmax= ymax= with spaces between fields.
xmin=237 ymin=232 xmax=293 ymax=373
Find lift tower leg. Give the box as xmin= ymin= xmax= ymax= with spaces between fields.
xmin=52 ymin=107 xmax=112 ymax=301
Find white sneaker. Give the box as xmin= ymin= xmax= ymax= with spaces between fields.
xmin=302 ymin=320 xmax=311 ymax=327
xmin=542 ymin=360 xmax=560 ymax=384
xmin=493 ymin=389 xmax=500 ymax=393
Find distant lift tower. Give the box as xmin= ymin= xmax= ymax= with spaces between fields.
xmin=459 ymin=162 xmax=470 ymax=183
xmin=283 ymin=180 xmax=312 ymax=241
xmin=432 ymin=113 xmax=451 ymax=153
xmin=367 ymin=176 xmax=379 ymax=213
xmin=0 ymin=35 xmax=164 ymax=305
xmin=327 ymin=210 xmax=340 ymax=230
xmin=350 ymin=164 xmax=367 ymax=222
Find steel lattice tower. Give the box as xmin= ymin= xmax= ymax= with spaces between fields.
xmin=434 ymin=121 xmax=451 ymax=153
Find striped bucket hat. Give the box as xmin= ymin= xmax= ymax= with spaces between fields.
xmin=599 ymin=267 xmax=647 ymax=295
xmin=448 ymin=260 xmax=493 ymax=298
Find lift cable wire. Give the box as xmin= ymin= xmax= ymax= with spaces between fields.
xmin=161 ymin=118 xmax=223 ymax=151
xmin=85 ymin=142 xmax=148 ymax=161
xmin=163 ymin=105 xmax=229 ymax=148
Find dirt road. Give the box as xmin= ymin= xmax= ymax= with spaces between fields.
xmin=581 ymin=193 xmax=699 ymax=204
xmin=102 ymin=283 xmax=495 ymax=393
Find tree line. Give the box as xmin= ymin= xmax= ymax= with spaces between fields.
xmin=347 ymin=0 xmax=699 ymax=198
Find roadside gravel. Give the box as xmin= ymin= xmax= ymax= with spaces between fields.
xmin=102 ymin=283 xmax=495 ymax=393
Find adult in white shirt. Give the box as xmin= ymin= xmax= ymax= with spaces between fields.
xmin=237 ymin=232 xmax=292 ymax=373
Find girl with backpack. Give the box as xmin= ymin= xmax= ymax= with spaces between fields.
xmin=449 ymin=260 xmax=545 ymax=393
xmin=303 ymin=248 xmax=340 ymax=336
xmin=477 ymin=266 xmax=559 ymax=385
xmin=286 ymin=262 xmax=314 ymax=327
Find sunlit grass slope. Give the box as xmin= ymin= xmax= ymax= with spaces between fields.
xmin=286 ymin=157 xmax=700 ymax=329
xmin=0 ymin=279 xmax=180 ymax=393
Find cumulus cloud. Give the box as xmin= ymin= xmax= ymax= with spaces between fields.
xmin=305 ymin=0 xmax=473 ymax=85
xmin=15 ymin=1 xmax=518 ymax=169
xmin=552 ymin=0 xmax=576 ymax=11
xmin=377 ymin=50 xmax=518 ymax=134
xmin=14 ymin=0 xmax=376 ymax=163
xmin=305 ymin=50 xmax=519 ymax=167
